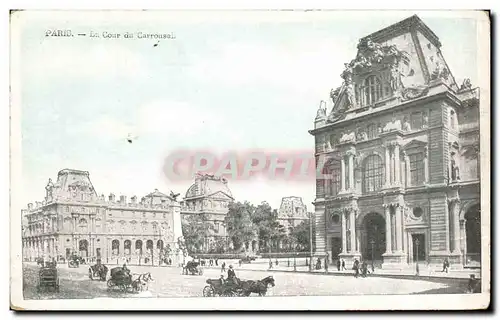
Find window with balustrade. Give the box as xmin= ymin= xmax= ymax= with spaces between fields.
xmin=363 ymin=155 xmax=384 ymax=193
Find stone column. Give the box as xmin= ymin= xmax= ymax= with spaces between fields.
xmin=424 ymin=147 xmax=429 ymax=184
xmin=395 ymin=206 xmax=403 ymax=253
xmin=341 ymin=212 xmax=347 ymax=253
xmin=452 ymin=200 xmax=461 ymax=254
xmin=349 ymin=210 xmax=356 ymax=253
xmin=444 ymin=201 xmax=451 ymax=253
xmin=394 ymin=144 xmax=401 ymax=186
xmin=384 ymin=205 xmax=392 ymax=254
xmin=340 ymin=156 xmax=346 ymax=192
xmin=404 ymin=151 xmax=411 ymax=187
xmin=348 ymin=153 xmax=354 ymax=191
xmin=385 ymin=146 xmax=391 ymax=187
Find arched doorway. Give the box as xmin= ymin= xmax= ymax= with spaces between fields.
xmin=362 ymin=212 xmax=386 ymax=262
xmin=465 ymin=204 xmax=481 ymax=265
xmin=79 ymin=239 xmax=89 ymax=258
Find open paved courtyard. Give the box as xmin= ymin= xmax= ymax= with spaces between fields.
xmin=23 ymin=262 xmax=470 ymax=300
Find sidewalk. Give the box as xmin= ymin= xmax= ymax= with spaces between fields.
xmin=203 ymin=259 xmax=481 ymax=281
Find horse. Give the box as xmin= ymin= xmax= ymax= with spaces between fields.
xmin=240 ymin=276 xmax=275 ymax=296
xmin=132 ymin=272 xmax=154 ymax=292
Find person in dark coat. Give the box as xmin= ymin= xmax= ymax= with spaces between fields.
xmin=353 ymin=259 xmax=360 ymax=278
xmin=341 ymin=259 xmax=346 ymax=270
xmin=337 ymin=259 xmax=341 ymax=271
xmin=227 ymin=265 xmax=238 ymax=286
xmin=442 ymin=258 xmax=450 ymax=273
xmin=221 ymin=261 xmax=226 ymax=273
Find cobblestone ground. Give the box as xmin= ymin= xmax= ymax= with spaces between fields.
xmin=23 ymin=263 xmax=468 ymax=300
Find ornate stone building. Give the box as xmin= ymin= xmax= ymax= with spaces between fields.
xmin=310 ymin=16 xmax=480 ymax=268
xmin=21 ymin=169 xmax=185 ymax=265
xmin=277 ymin=196 xmax=309 ymax=233
xmin=180 ymin=173 xmax=234 ymax=252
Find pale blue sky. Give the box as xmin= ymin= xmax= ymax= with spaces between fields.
xmin=16 ymin=11 xmax=480 ymax=209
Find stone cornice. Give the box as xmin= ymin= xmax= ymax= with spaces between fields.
xmin=310 ymin=90 xmax=462 ymax=135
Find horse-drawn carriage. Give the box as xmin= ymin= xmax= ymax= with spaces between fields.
xmin=239 ymin=256 xmax=256 ymax=264
xmin=88 ymin=262 xmax=108 ymax=281
xmin=203 ymin=276 xmax=275 ymax=297
xmin=68 ymin=255 xmax=85 ymax=268
xmin=182 ymin=261 xmax=203 ymax=275
xmin=107 ymin=267 xmax=153 ymax=293
xmin=37 ymin=264 xmax=60 ymax=293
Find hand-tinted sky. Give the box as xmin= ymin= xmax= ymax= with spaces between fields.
xmin=15 ymin=11 xmax=480 ymax=210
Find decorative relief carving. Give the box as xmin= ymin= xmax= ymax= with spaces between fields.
xmin=382 ymin=116 xmax=402 ymax=132
xmin=339 ymin=130 xmax=356 ymax=143
xmin=400 ymin=85 xmax=429 ymax=101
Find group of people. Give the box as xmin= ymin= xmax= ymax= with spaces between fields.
xmin=352 ymin=259 xmax=371 ymax=278
xmin=219 ymin=264 xmax=238 ymax=287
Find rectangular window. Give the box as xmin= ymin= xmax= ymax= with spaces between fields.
xmin=411 ymin=112 xmax=423 ymax=130
xmin=409 ymin=153 xmax=425 ymax=185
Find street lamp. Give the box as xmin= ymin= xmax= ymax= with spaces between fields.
xmin=370 ymin=239 xmax=375 ymax=273
xmin=415 ymin=238 xmax=420 ymax=276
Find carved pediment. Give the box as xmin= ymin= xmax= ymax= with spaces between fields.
xmin=403 ymin=139 xmax=427 ymax=150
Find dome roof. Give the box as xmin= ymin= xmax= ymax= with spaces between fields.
xmin=185 ymin=174 xmax=233 ymax=199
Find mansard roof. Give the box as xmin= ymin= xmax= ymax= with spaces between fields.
xmin=361 ymin=15 xmax=441 ymax=49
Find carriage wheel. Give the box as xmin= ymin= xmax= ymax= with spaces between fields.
xmin=107 ymin=279 xmax=114 ymax=288
xmin=120 ymin=284 xmax=128 ymax=292
xmin=203 ymin=286 xmax=214 ymax=297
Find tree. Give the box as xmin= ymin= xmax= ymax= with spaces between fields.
xmin=181 ymin=214 xmax=214 ymax=254
xmin=289 ymin=215 xmax=316 ymax=252
xmin=224 ymin=202 xmax=256 ymax=252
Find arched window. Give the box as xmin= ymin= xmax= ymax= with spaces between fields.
xmin=363 ymin=155 xmax=384 ymax=193
xmin=361 ymin=76 xmax=382 ymax=106
xmin=325 ymin=158 xmax=341 ymax=196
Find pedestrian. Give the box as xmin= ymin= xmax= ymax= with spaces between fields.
xmin=215 ymin=259 xmax=219 ymax=266
xmin=353 ymin=259 xmax=360 ymax=278
xmin=324 ymin=258 xmax=328 ymax=273
xmin=239 ymin=259 xmax=242 ymax=267
xmin=269 ymin=259 xmax=273 ymax=270
xmin=442 ymin=258 xmax=450 ymax=273
xmin=275 ymin=258 xmax=279 ymax=266
xmin=336 ymin=259 xmax=341 ymax=271
xmin=221 ymin=261 xmax=226 ymax=273
xmin=341 ymin=259 xmax=346 ymax=271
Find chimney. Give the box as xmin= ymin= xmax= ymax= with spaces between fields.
xmin=131 ymin=196 xmax=137 ymax=204
xmin=27 ymin=203 xmax=33 ymax=211
xmin=109 ymin=193 xmax=115 ymax=202
xmin=120 ymin=195 xmax=127 ymax=204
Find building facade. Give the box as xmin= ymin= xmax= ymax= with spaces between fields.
xmin=277 ymin=196 xmax=309 ymax=233
xmin=310 ymin=16 xmax=481 ymax=268
xmin=21 ymin=169 xmax=185 ymax=265
xmin=180 ymin=173 xmax=234 ymax=252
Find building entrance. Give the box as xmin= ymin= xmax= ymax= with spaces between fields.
xmin=362 ymin=212 xmax=386 ymax=261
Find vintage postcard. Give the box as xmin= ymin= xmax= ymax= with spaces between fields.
xmin=10 ymin=10 xmax=490 ymax=310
